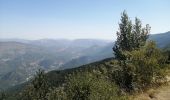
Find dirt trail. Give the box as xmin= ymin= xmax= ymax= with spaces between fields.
xmin=154 ymin=86 xmax=170 ymax=100
xmin=134 ymin=77 xmax=170 ymax=100
xmin=134 ymin=85 xmax=170 ymax=100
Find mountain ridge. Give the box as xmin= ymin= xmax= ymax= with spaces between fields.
xmin=0 ymin=31 xmax=170 ymax=90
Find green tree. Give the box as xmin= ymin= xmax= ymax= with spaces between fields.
xmin=113 ymin=11 xmax=150 ymax=61
xmin=0 ymin=91 xmax=6 ymax=100
xmin=20 ymin=69 xmax=50 ymax=100
xmin=112 ymin=11 xmax=151 ymax=91
xmin=129 ymin=41 xmax=167 ymax=89
xmin=112 ymin=41 xmax=168 ymax=91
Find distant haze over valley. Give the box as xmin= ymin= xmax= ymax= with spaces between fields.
xmin=0 ymin=31 xmax=169 ymax=89
xmin=0 ymin=1 xmax=170 ymax=99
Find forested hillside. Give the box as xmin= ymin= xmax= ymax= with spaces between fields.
xmin=0 ymin=40 xmax=112 ymax=89
xmin=1 ymin=11 xmax=170 ymax=100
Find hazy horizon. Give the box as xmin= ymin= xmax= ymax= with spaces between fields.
xmin=0 ymin=0 xmax=170 ymax=40
xmin=0 ymin=37 xmax=114 ymax=41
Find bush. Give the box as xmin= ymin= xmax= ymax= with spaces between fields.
xmin=112 ymin=41 xmax=168 ymax=91
xmin=65 ymin=72 xmax=127 ymax=100
xmin=47 ymin=87 xmax=67 ymax=100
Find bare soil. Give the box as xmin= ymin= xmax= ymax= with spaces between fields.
xmin=134 ymin=77 xmax=170 ymax=100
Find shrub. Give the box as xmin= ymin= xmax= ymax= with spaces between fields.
xmin=112 ymin=41 xmax=168 ymax=91
xmin=47 ymin=87 xmax=67 ymax=100
xmin=65 ymin=72 xmax=127 ymax=100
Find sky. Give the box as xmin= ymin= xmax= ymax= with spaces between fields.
xmin=0 ymin=0 xmax=170 ymax=40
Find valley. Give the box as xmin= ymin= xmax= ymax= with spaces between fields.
xmin=0 ymin=32 xmax=170 ymax=90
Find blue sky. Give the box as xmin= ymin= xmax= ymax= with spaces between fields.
xmin=0 ymin=0 xmax=170 ymax=40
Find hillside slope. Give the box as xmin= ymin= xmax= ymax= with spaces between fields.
xmin=0 ymin=31 xmax=170 ymax=90
xmin=0 ymin=40 xmax=112 ymax=89
xmin=5 ymin=58 xmax=114 ymax=96
xmin=150 ymin=31 xmax=170 ymax=48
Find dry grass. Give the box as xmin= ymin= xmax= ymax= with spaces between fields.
xmin=131 ymin=83 xmax=170 ymax=100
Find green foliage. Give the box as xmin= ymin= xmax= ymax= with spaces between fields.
xmin=163 ymin=47 xmax=170 ymax=64
xmin=19 ymin=69 xmax=128 ymax=100
xmin=0 ymin=91 xmax=6 ymax=100
xmin=19 ymin=69 xmax=50 ymax=100
xmin=111 ymin=11 xmax=168 ymax=91
xmin=127 ymin=41 xmax=167 ymax=88
xmin=112 ymin=41 xmax=168 ymax=91
xmin=65 ymin=72 xmax=126 ymax=100
xmin=112 ymin=11 xmax=168 ymax=91
xmin=15 ymin=60 xmax=129 ymax=100
xmin=43 ymin=71 xmax=128 ymax=100
xmin=47 ymin=87 xmax=67 ymax=100
xmin=66 ymin=72 xmax=92 ymax=100
xmin=113 ymin=10 xmax=150 ymax=61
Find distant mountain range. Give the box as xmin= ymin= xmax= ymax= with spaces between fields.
xmin=0 ymin=39 xmax=112 ymax=89
xmin=149 ymin=31 xmax=170 ymax=48
xmin=0 ymin=31 xmax=170 ymax=89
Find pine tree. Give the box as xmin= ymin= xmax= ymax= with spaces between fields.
xmin=112 ymin=11 xmax=151 ymax=91
xmin=20 ymin=69 xmax=50 ymax=100
xmin=113 ymin=11 xmax=150 ymax=61
xmin=32 ymin=69 xmax=49 ymax=100
xmin=0 ymin=91 xmax=6 ymax=100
